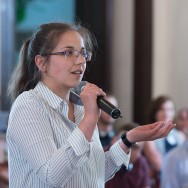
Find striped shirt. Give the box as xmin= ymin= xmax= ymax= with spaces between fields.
xmin=6 ymin=81 xmax=130 ymax=188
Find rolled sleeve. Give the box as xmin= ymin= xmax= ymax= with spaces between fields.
xmin=67 ymin=127 xmax=90 ymax=156
xmin=109 ymin=140 xmax=131 ymax=167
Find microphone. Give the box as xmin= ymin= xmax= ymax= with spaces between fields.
xmin=71 ymin=81 xmax=123 ymax=119
xmin=96 ymin=96 xmax=123 ymax=119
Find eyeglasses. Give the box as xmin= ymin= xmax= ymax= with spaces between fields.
xmin=41 ymin=49 xmax=92 ymax=62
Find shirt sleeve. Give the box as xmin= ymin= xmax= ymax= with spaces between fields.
xmin=7 ymin=98 xmax=91 ymax=187
xmin=104 ymin=140 xmax=131 ymax=182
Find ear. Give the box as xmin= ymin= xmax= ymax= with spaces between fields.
xmin=35 ymin=55 xmax=47 ymax=72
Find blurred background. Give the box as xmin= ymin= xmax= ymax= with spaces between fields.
xmin=1 ymin=0 xmax=188 ymax=126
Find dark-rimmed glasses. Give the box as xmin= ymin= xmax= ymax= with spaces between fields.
xmin=41 ymin=49 xmax=92 ymax=62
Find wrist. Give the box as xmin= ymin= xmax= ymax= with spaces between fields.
xmin=126 ymin=130 xmax=136 ymax=143
xmin=121 ymin=131 xmax=137 ymax=148
xmin=83 ymin=113 xmax=99 ymax=125
xmin=119 ymin=139 xmax=130 ymax=153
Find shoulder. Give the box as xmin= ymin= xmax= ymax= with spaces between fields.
xmin=9 ymin=89 xmax=47 ymax=124
xmin=12 ymin=89 xmax=45 ymax=109
xmin=7 ymin=90 xmax=49 ymax=137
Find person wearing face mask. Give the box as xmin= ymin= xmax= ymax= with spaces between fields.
xmin=160 ymin=108 xmax=188 ymax=188
xmin=147 ymin=96 xmax=184 ymax=156
xmin=6 ymin=22 xmax=175 ymax=188
xmin=143 ymin=95 xmax=184 ymax=188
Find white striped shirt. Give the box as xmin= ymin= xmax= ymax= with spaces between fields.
xmin=6 ymin=82 xmax=130 ymax=188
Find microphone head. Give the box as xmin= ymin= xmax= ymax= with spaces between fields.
xmin=73 ymin=81 xmax=87 ymax=95
xmin=70 ymin=81 xmax=87 ymax=106
xmin=111 ymin=109 xmax=123 ymax=119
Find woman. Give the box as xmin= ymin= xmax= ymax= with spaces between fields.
xmin=6 ymin=22 xmax=175 ymax=188
xmin=160 ymin=108 xmax=188 ymax=188
xmin=143 ymin=95 xmax=183 ymax=188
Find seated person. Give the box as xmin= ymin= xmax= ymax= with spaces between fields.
xmin=160 ymin=108 xmax=188 ymax=188
xmin=105 ymin=122 xmax=151 ymax=188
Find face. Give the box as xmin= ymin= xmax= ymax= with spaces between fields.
xmin=40 ymin=30 xmax=87 ymax=92
xmin=176 ymin=110 xmax=188 ymax=131
xmin=155 ymin=100 xmax=175 ymax=122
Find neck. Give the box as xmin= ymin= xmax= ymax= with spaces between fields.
xmin=68 ymin=101 xmax=75 ymax=122
xmin=41 ymin=80 xmax=70 ymax=102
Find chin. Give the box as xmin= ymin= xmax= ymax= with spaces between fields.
xmin=70 ymin=80 xmax=82 ymax=88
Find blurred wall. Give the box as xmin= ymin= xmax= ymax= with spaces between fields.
xmin=112 ymin=0 xmax=188 ymax=126
xmin=153 ymin=0 xmax=188 ymax=112
xmin=111 ymin=0 xmax=134 ymax=125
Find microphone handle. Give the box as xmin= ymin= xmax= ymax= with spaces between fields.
xmin=97 ymin=96 xmax=123 ymax=119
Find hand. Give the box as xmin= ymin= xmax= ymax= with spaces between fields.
xmin=126 ymin=121 xmax=176 ymax=143
xmin=80 ymin=83 xmax=106 ymax=120
xmin=78 ymin=83 xmax=106 ymax=141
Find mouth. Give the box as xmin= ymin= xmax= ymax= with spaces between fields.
xmin=71 ymin=70 xmax=83 ymax=75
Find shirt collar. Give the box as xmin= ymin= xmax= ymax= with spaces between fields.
xmin=34 ymin=81 xmax=84 ymax=109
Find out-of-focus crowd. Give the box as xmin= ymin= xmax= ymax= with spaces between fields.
xmin=98 ymin=94 xmax=188 ymax=188
xmin=1 ymin=94 xmax=188 ymax=188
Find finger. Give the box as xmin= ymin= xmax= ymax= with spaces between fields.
xmin=161 ymin=122 xmax=176 ymax=137
xmin=146 ymin=121 xmax=167 ymax=140
xmin=149 ymin=121 xmax=165 ymax=133
xmin=141 ymin=121 xmax=164 ymax=131
xmin=82 ymin=84 xmax=106 ymax=101
xmin=155 ymin=121 xmax=175 ymax=139
xmin=153 ymin=121 xmax=165 ymax=128
xmin=97 ymin=88 xmax=106 ymax=97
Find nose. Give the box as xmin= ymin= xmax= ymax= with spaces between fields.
xmin=74 ymin=54 xmax=86 ymax=65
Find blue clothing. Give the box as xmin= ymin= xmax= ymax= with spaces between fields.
xmin=99 ymin=131 xmax=115 ymax=150
xmin=161 ymin=140 xmax=188 ymax=188
xmin=154 ymin=129 xmax=183 ymax=156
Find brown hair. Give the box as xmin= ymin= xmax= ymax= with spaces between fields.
xmin=148 ymin=95 xmax=174 ymax=123
xmin=8 ymin=22 xmax=96 ymax=103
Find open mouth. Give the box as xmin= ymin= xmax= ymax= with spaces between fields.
xmin=71 ymin=70 xmax=83 ymax=75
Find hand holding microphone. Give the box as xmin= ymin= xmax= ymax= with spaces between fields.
xmin=72 ymin=81 xmax=123 ymax=119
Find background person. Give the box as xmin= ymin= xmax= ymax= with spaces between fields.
xmin=160 ymin=108 xmax=188 ymax=188
xmin=106 ymin=122 xmax=151 ymax=188
xmin=98 ymin=94 xmax=118 ymax=151
xmin=143 ymin=95 xmax=184 ymax=188
xmin=173 ymin=108 xmax=187 ymax=142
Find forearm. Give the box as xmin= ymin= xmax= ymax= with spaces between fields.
xmin=105 ymin=141 xmax=131 ymax=182
xmin=38 ymin=144 xmax=90 ymax=187
xmin=33 ymin=128 xmax=91 ymax=187
xmin=78 ymin=113 xmax=99 ymax=141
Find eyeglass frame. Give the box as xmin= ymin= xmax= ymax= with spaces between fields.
xmin=41 ymin=49 xmax=92 ymax=62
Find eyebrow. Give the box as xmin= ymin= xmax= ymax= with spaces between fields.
xmin=60 ymin=46 xmax=86 ymax=50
